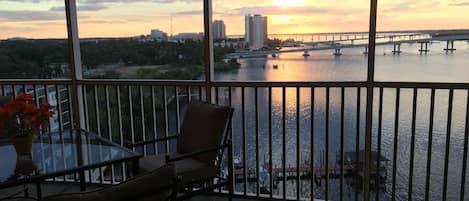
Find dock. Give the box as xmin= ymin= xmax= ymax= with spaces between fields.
xmin=232 ymin=150 xmax=389 ymax=187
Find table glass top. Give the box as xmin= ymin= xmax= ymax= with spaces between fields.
xmin=0 ymin=129 xmax=139 ymax=185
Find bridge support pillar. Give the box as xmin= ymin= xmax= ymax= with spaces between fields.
xmin=444 ymin=40 xmax=456 ymax=52
xmin=418 ymin=41 xmax=430 ymax=53
xmin=392 ymin=43 xmax=402 ymax=55
xmin=334 ymin=48 xmax=342 ymax=56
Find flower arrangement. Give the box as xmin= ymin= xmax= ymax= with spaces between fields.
xmin=0 ymin=94 xmax=55 ymax=138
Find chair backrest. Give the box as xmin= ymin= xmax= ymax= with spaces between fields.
xmin=177 ymin=101 xmax=234 ymax=165
xmin=0 ymin=96 xmax=12 ymax=106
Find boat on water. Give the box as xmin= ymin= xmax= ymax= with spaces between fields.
xmin=273 ymin=64 xmax=278 ymax=69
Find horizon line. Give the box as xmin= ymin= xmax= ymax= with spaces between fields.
xmin=2 ymin=28 xmax=468 ymax=41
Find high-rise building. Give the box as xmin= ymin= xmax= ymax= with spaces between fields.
xmin=244 ymin=14 xmax=268 ymax=50
xmin=213 ymin=20 xmax=226 ymax=40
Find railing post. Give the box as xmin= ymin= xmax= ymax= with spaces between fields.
xmin=65 ymin=0 xmax=86 ymax=129
xmin=203 ymin=0 xmax=214 ymax=102
xmin=364 ymin=0 xmax=378 ymax=201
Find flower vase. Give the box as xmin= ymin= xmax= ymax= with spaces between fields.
xmin=15 ymin=154 xmax=37 ymax=176
xmin=12 ymin=135 xmax=33 ymax=156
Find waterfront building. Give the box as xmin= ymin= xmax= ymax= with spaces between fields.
xmin=150 ymin=29 xmax=168 ymax=41
xmin=245 ymin=14 xmax=268 ymax=50
xmin=213 ymin=20 xmax=226 ymax=40
xmin=173 ymin=32 xmax=204 ymax=41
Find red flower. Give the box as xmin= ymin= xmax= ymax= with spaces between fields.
xmin=0 ymin=93 xmax=55 ymax=138
xmin=15 ymin=94 xmax=34 ymax=103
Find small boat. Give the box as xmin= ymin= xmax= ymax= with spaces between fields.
xmin=273 ymin=64 xmax=278 ymax=69
xmin=259 ymin=164 xmax=270 ymax=194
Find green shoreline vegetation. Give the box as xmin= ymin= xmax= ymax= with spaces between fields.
xmin=0 ymin=38 xmax=240 ymax=79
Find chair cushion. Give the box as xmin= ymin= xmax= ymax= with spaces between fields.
xmin=139 ymin=153 xmax=218 ymax=184
xmin=177 ymin=101 xmax=233 ymax=165
xmin=139 ymin=153 xmax=177 ymax=172
xmin=43 ymin=164 xmax=175 ymax=201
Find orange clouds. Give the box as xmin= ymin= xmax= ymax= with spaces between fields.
xmin=0 ymin=0 xmax=468 ymax=39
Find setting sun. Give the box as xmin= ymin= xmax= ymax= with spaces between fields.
xmin=271 ymin=0 xmax=306 ymax=7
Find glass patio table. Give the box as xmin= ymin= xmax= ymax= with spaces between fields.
xmin=0 ymin=129 xmax=142 ymax=199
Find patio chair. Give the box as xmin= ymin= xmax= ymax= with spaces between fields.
xmin=42 ymin=164 xmax=176 ymax=201
xmin=127 ymin=101 xmax=234 ymax=201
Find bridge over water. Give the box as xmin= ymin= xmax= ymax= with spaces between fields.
xmin=227 ymin=34 xmax=469 ymax=58
xmin=228 ymin=29 xmax=469 ymax=43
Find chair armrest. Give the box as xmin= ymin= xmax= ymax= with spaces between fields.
xmin=165 ymin=143 xmax=230 ymax=163
xmin=126 ymin=135 xmax=178 ymax=148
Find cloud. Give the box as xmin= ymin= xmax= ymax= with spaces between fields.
xmin=0 ymin=0 xmax=62 ymax=3
xmin=77 ymin=0 xmax=144 ymax=3
xmin=76 ymin=0 xmax=198 ymax=3
xmin=232 ymin=6 xmax=327 ymax=16
xmin=176 ymin=6 xmax=328 ymax=16
xmin=174 ymin=6 xmax=356 ymax=16
xmin=448 ymin=1 xmax=469 ymax=6
xmin=175 ymin=10 xmax=228 ymax=15
xmin=49 ymin=4 xmax=108 ymax=11
xmin=382 ymin=1 xmax=441 ymax=12
xmin=153 ymin=0 xmax=199 ymax=3
xmin=175 ymin=10 xmax=203 ymax=15
xmin=0 ymin=10 xmax=63 ymax=21
xmin=0 ymin=0 xmax=49 ymax=3
xmin=1 ymin=0 xmax=199 ymax=3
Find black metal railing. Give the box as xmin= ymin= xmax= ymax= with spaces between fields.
xmin=1 ymin=79 xmax=468 ymax=201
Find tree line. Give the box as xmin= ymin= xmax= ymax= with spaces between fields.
xmin=0 ymin=38 xmax=237 ymax=79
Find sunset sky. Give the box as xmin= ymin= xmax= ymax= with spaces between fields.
xmin=0 ymin=0 xmax=468 ymax=39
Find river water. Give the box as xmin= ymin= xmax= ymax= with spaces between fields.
xmin=214 ymin=40 xmax=469 ymax=200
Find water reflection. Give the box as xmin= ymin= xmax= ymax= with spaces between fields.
xmin=214 ymin=42 xmax=469 ymax=200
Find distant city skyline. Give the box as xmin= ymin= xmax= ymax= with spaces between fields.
xmin=1 ymin=0 xmax=469 ymax=39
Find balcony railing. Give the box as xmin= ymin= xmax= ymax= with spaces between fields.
xmin=1 ymin=79 xmax=468 ymax=201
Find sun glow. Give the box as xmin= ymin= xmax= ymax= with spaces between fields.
xmin=272 ymin=15 xmax=291 ymax=23
xmin=271 ymin=0 xmax=305 ymax=7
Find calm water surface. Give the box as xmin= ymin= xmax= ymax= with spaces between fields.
xmin=214 ymin=41 xmax=469 ymax=201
